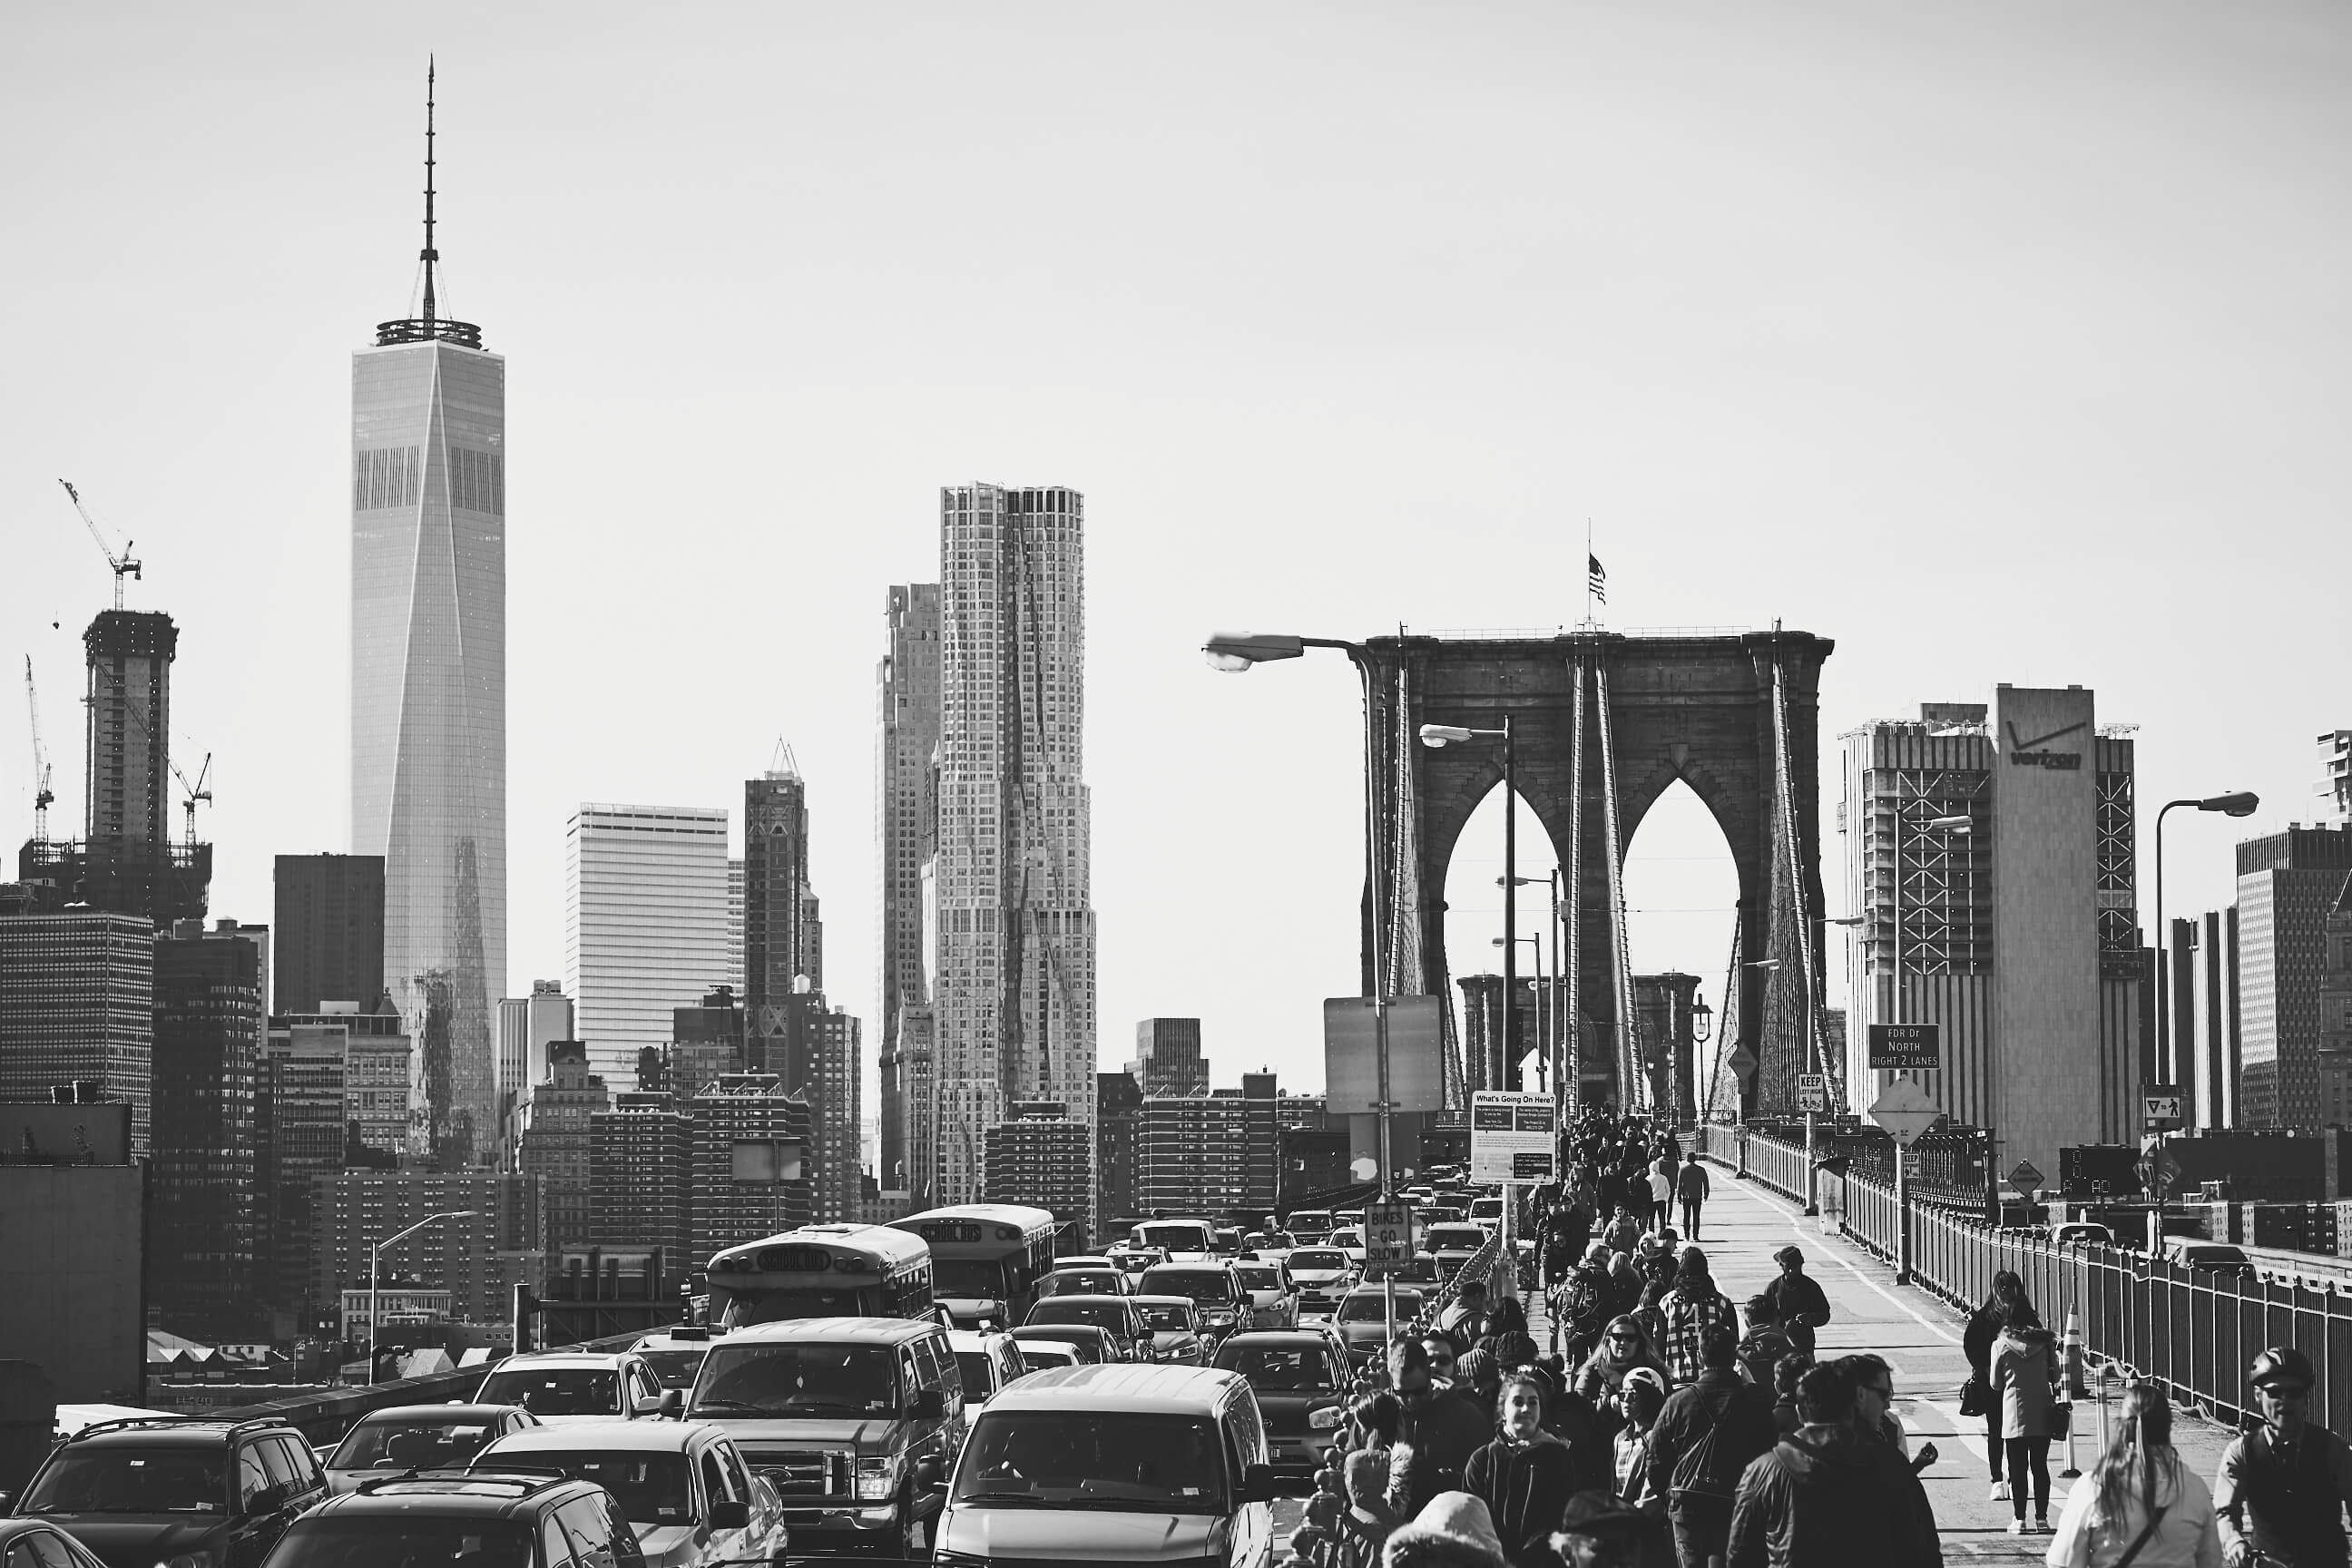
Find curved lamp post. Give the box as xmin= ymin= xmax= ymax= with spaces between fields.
xmin=2153 ymin=792 xmax=2258 ymax=1093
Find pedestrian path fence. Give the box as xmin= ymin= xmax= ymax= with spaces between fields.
xmin=1692 ymin=1124 xmax=2352 ymax=1436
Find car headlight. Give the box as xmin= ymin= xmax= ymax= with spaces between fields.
xmin=1308 ymin=1405 xmax=1344 ymax=1430
xmin=855 ymin=1455 xmax=900 ymax=1501
xmin=162 ymin=1555 xmax=218 ymax=1568
xmin=932 ymin=1553 xmax=987 ymax=1568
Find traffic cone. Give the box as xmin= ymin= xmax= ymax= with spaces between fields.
xmin=2059 ymin=1308 xmax=2085 ymax=1478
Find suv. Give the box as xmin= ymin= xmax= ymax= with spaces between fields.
xmin=8 ymin=1416 xmax=330 ymax=1568
xmin=1022 ymin=1295 xmax=1155 ymax=1358
xmin=1212 ymin=1332 xmax=1352 ymax=1474
xmin=683 ymin=1315 xmax=960 ymax=1555
xmin=1137 ymin=1262 xmax=1250 ymax=1343
xmin=946 ymin=1329 xmax=1029 ymax=1416
xmin=476 ymin=1352 xmax=671 ymax=1424
xmin=933 ymin=1364 xmax=1308 ymax=1568
xmin=630 ymin=1328 xmax=720 ymax=1391
xmin=255 ymin=1471 xmax=640 ymax=1568
xmin=473 ymin=1419 xmax=787 ymax=1568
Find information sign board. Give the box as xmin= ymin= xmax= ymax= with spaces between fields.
xmin=1867 ymin=1024 xmax=1942 ymax=1072
xmin=1324 ymin=997 xmax=1446 ymax=1113
xmin=1470 ymin=1091 xmax=1557 ymax=1184
xmin=2142 ymin=1094 xmax=2182 ymax=1129
xmin=1867 ymin=1080 xmax=1944 ymax=1147
xmin=1797 ymin=1073 xmax=1828 ymax=1113
xmin=1365 ymin=1201 xmax=1414 ymax=1265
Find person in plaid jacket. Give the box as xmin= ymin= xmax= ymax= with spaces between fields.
xmin=1656 ymin=1246 xmax=1738 ymax=1385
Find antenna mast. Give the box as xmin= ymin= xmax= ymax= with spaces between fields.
xmin=421 ymin=55 xmax=438 ymax=328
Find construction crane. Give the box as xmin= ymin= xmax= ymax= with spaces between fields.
xmin=58 ymin=479 xmax=142 ymax=611
xmin=24 ymin=657 xmax=53 ymax=844
xmin=177 ymin=752 xmax=212 ymax=849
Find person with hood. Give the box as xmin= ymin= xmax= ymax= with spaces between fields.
xmin=1577 ymin=1314 xmax=1672 ymax=1409
xmin=1658 ymin=1247 xmax=1740 ymax=1386
xmin=1332 ymin=1448 xmax=1403 ymax=1568
xmin=1466 ymin=1367 xmax=1583 ymax=1568
xmin=2045 ymin=1384 xmax=2221 ymax=1568
xmin=1387 ymin=1338 xmax=1502 ymax=1519
xmin=1994 ymin=1308 xmax=2063 ymax=1534
xmin=1602 ymin=1204 xmax=1644 ymax=1258
xmin=1606 ymin=1250 xmax=1644 ymax=1318
xmin=1649 ymin=1324 xmax=1780 ymax=1568
xmin=1383 ymin=1491 xmax=1510 ymax=1568
xmin=1965 ymin=1270 xmax=2034 ymax=1498
xmin=1725 ymin=1361 xmax=1940 ymax=1568
xmin=1759 ymin=1247 xmax=1832 ymax=1356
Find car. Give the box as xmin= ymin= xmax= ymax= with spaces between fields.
xmin=1335 ymin=1209 xmax=1367 ymax=1229
xmin=1130 ymin=1220 xmax=1219 ymax=1260
xmin=681 ymin=1315 xmax=963 ymax=1556
xmin=475 ymin=1351 xmax=672 ymax=1424
xmin=1212 ymin=1332 xmax=1354 ymax=1474
xmin=0 ymin=1519 xmax=107 ymax=1568
xmin=1424 ymin=1223 xmax=1490 ymax=1280
xmin=322 ymin=1403 xmax=543 ymax=1494
xmin=630 ymin=1328 xmax=720 ymax=1391
xmin=1412 ymin=1206 xmax=1465 ymax=1229
xmin=2164 ymin=1240 xmax=2259 ymax=1279
xmin=946 ymin=1330 xmax=1030 ymax=1416
xmin=1129 ymin=1295 xmax=1210 ymax=1367
xmin=253 ymin=1470 xmax=642 ymax=1568
xmin=1327 ymin=1227 xmax=1369 ymax=1268
xmin=1022 ymin=1295 xmax=1156 ymax=1360
xmin=9 ymin=1415 xmax=330 ymax=1568
xmin=1285 ymin=1210 xmax=1336 ymax=1243
xmin=930 ymin=1364 xmax=1310 ymax=1568
xmin=1010 ymin=1338 xmax=1083 ymax=1374
xmin=2051 ymin=1222 xmax=2116 ymax=1248
xmin=1466 ymin=1196 xmax=1504 ymax=1230
xmin=1034 ymin=1266 xmax=1130 ymax=1299
xmin=1232 ymin=1259 xmax=1300 ymax=1331
xmin=1286 ymin=1247 xmax=1357 ymax=1317
xmin=472 ymin=1418 xmax=788 ymax=1568
xmin=1008 ymin=1323 xmax=1126 ymax=1366
xmin=1049 ymin=1254 xmax=1122 ymax=1277
xmin=1138 ymin=1261 xmax=1251 ymax=1342
xmin=1334 ymin=1287 xmax=1426 ymax=1367
xmin=1362 ymin=1251 xmax=1439 ymax=1286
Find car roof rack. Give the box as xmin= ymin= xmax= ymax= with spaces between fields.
xmin=65 ymin=1415 xmax=290 ymax=1443
xmin=355 ymin=1467 xmax=575 ymax=1497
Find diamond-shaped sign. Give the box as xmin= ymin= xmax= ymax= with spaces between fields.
xmin=2008 ymin=1160 xmax=2045 ymax=1193
xmin=1868 ymin=1080 xmax=1944 ymax=1147
xmin=1727 ymin=1045 xmax=1759 ymax=1085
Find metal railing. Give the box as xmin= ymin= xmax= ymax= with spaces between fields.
xmin=1693 ymin=1125 xmax=2352 ymax=1436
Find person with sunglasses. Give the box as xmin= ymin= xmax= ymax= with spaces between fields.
xmin=1574 ymin=1315 xmax=1671 ymax=1411
xmin=1385 ymin=1336 xmax=1497 ymax=1519
xmin=2214 ymin=1347 xmax=2352 ymax=1568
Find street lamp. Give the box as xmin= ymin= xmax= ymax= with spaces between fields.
xmin=369 ymin=1210 xmax=476 ymax=1384
xmin=2153 ymin=791 xmax=2259 ymax=1092
xmin=1423 ymin=720 xmax=1519 ymax=1089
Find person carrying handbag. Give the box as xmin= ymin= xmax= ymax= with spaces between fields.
xmin=1968 ymin=1270 xmax=2036 ymax=1499
xmin=1995 ymin=1312 xmax=2064 ymax=1534
xmin=2045 ymin=1385 xmax=2221 ymax=1568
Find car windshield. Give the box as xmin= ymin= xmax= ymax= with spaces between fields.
xmin=1339 ymin=1293 xmax=1420 ymax=1322
xmin=475 ymin=1367 xmax=617 ymax=1417
xmin=691 ymin=1343 xmax=897 ymax=1416
xmin=22 ymin=1447 xmax=226 ymax=1513
xmin=720 ymin=1285 xmax=877 ymax=1328
xmin=331 ymin=1418 xmax=495 ymax=1471
xmin=1234 ymin=1268 xmax=1280 ymax=1290
xmin=490 ymin=1451 xmax=691 ymax=1525
xmin=1136 ymin=1224 xmax=1211 ymax=1252
xmin=1140 ymin=1270 xmax=1230 ymax=1304
xmin=954 ymin=1352 xmax=996 ymax=1395
xmin=261 ymin=1517 xmax=532 ymax=1568
xmin=1138 ymin=1304 xmax=1192 ymax=1332
xmin=1217 ymin=1346 xmax=1337 ymax=1392
xmin=633 ymin=1349 xmax=707 ymax=1390
xmin=935 ymin=1259 xmax=1007 ymax=1297
xmin=1329 ymin=1230 xmax=1364 ymax=1248
xmin=956 ymin=1412 xmax=1225 ymax=1513
xmin=1038 ymin=1271 xmax=1121 ymax=1298
xmin=1027 ymin=1299 xmax=1126 ymax=1329
xmin=1428 ymin=1228 xmax=1486 ymax=1250
xmin=1018 ymin=1347 xmax=1077 ymax=1371
xmin=1290 ymin=1250 xmax=1347 ymax=1272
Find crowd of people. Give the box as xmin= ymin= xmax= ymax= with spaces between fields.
xmin=1285 ymin=1103 xmax=2352 ymax=1568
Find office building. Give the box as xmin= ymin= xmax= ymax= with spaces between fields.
xmin=931 ymin=485 xmax=1096 ymax=1203
xmin=273 ymin=854 xmax=386 ymax=1014
xmin=1134 ymin=1080 xmax=1281 ymax=1220
xmin=350 ymin=86 xmax=506 ymax=1171
xmin=151 ymin=920 xmax=266 ymax=1338
xmin=2320 ymin=731 xmax=2351 ymax=823
xmin=564 ymin=804 xmax=731 ymax=1085
xmin=2166 ymin=912 xmax=2241 ymax=1132
xmin=19 ymin=611 xmax=215 ymax=926
xmin=332 ymin=1000 xmax=415 ymax=1157
xmin=877 ymin=583 xmax=941 ymax=1212
xmin=1094 ymin=1071 xmax=1142 ymax=1228
xmin=1131 ymin=1019 xmax=1209 ymax=1095
xmin=259 ymin=1018 xmax=351 ymax=1327
xmin=1838 ymin=688 xmax=2142 ymax=1179
xmin=745 ymin=763 xmax=822 ymax=1080
xmin=0 ymin=1102 xmax=142 ymax=1404
xmin=496 ymin=980 xmax=573 ymax=1166
xmin=518 ymin=1041 xmax=610 ymax=1254
xmin=310 ymin=1171 xmax=544 ymax=1328
xmin=886 ymin=1004 xmax=936 ymax=1204
xmin=727 ymin=859 xmax=745 ymax=995
xmin=2319 ymin=874 xmax=2352 ymax=1126
xmin=2235 ymin=825 xmax=2352 ymax=1129
xmin=760 ymin=990 xmax=862 ymax=1223
xmin=689 ymin=1073 xmax=811 ymax=1262
xmin=984 ymin=1103 xmax=1093 ymax=1242
xmin=0 ymin=909 xmax=153 ymax=1153
xmin=591 ymin=1091 xmax=692 ymax=1272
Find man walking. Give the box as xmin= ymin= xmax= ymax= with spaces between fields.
xmin=1760 ymin=1247 xmax=1832 ymax=1357
xmin=2214 ymin=1347 xmax=2352 ymax=1566
xmin=1726 ymin=1362 xmax=1940 ymax=1568
xmin=1658 ymin=1247 xmax=1740 ymax=1386
xmin=1649 ymin=1325 xmax=1778 ymax=1568
xmin=1676 ymin=1155 xmax=1711 ymax=1240
xmin=1387 ymin=1337 xmax=1498 ymax=1516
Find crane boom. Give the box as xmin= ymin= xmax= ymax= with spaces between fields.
xmin=24 ymin=657 xmax=53 ymax=844
xmin=58 ymin=479 xmax=142 ymax=611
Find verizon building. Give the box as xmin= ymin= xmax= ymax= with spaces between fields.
xmin=1839 ymin=686 xmax=2142 ymax=1180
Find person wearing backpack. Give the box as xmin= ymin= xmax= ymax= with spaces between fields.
xmin=1648 ymin=1323 xmax=1780 ymax=1568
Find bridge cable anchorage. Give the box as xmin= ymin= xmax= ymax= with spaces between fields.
xmin=1593 ymin=665 xmax=1642 ymax=1111
xmin=1564 ymin=651 xmax=1585 ymax=1115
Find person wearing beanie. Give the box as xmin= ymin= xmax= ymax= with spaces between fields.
xmin=1382 ymin=1491 xmax=1509 ymax=1568
xmin=1760 ymin=1246 xmax=1832 ymax=1357
xmin=1466 ymin=1368 xmax=1583 ymax=1568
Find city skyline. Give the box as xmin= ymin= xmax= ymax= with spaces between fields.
xmin=5 ymin=7 xmax=2347 ymax=1111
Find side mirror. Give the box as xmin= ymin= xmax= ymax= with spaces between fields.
xmin=660 ymin=1388 xmax=685 ymax=1419
xmin=913 ymin=1457 xmax=946 ymax=1493
xmin=707 ymin=1498 xmax=750 ymax=1531
xmin=912 ymin=1387 xmax=947 ymax=1420
xmin=632 ymin=1396 xmax=668 ymax=1417
xmin=1237 ymin=1463 xmax=1278 ymax=1504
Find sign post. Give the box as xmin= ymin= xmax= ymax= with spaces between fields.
xmin=1867 ymin=1023 xmax=1942 ymax=1072
xmin=1797 ymin=1074 xmax=1828 ymax=1217
xmin=1475 ymin=1093 xmax=1555 ymax=1305
xmin=1869 ymin=1080 xmax=1945 ymax=1284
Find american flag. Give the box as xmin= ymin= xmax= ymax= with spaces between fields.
xmin=1587 ymin=554 xmax=1607 ymax=604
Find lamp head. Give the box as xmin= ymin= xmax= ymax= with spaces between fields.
xmin=2201 ymin=791 xmax=2259 ymax=818
xmin=1419 ymin=723 xmax=1474 ymax=748
xmin=1201 ymin=632 xmax=1305 ymax=672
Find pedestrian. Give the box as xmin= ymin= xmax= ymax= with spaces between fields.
xmin=1576 ymin=1315 xmax=1671 ymax=1408
xmin=1528 ymin=1362 xmax=1616 ymax=1496
xmin=1769 ymin=1353 xmax=1810 ymax=1437
xmin=1612 ymin=1367 xmax=1669 ymax=1509
xmin=1466 ymin=1367 xmax=1582 ymax=1568
xmin=1557 ymin=1248 xmax=1614 ymax=1366
xmin=1736 ymin=1307 xmax=1793 ymax=1390
xmin=1603 ymin=1205 xmax=1643 ymax=1258
xmin=2044 ymin=1384 xmax=2221 ymax=1568
xmin=1676 ymin=1156 xmax=1711 ymax=1240
xmin=1387 ymin=1338 xmax=1501 ymax=1518
xmin=1724 ymin=1361 xmax=1940 ymax=1568
xmin=1549 ymin=1490 xmax=1651 ymax=1568
xmin=1444 ymin=1279 xmax=1494 ymax=1345
xmin=1648 ymin=1323 xmax=1779 ymax=1568
xmin=1646 ymin=1160 xmax=1675 ymax=1233
xmin=1657 ymin=1247 xmax=1740 ymax=1386
xmin=2212 ymin=1346 xmax=2352 ymax=1567
xmin=1382 ymin=1492 xmax=1510 ymax=1568
xmin=1759 ymin=1247 xmax=1832 ymax=1357
xmin=1838 ymin=1353 xmax=1910 ymax=1459
xmin=1994 ymin=1308 xmax=2063 ymax=1534
xmin=1966 ymin=1269 xmax=2033 ymax=1499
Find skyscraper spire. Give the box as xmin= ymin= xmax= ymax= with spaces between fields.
xmin=376 ymin=56 xmax=481 ymax=348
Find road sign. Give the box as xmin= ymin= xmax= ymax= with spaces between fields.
xmin=1867 ymin=1079 xmax=1944 ymax=1147
xmin=1726 ymin=1045 xmax=1759 ymax=1085
xmin=1471 ymin=1091 xmax=1557 ymax=1184
xmin=1797 ymin=1073 xmax=1828 ymax=1113
xmin=2008 ymin=1159 xmax=2045 ymax=1194
xmin=1324 ymin=997 xmax=1446 ymax=1113
xmin=1365 ymin=1201 xmax=1414 ymax=1265
xmin=1867 ymin=1024 xmax=1942 ymax=1072
xmin=2143 ymin=1094 xmax=2182 ymax=1128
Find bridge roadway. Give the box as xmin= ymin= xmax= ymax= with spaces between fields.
xmin=1281 ymin=1170 xmax=2248 ymax=1565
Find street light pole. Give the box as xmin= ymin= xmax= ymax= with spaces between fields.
xmin=1419 ymin=719 xmax=1518 ymax=1090
xmin=2152 ymin=792 xmax=2259 ymax=1098
xmin=368 ymin=1209 xmax=476 ymax=1384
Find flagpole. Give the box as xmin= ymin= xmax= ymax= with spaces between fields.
xmin=1584 ymin=519 xmax=1592 ymax=626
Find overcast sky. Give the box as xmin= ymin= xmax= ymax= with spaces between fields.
xmin=7 ymin=3 xmax=2345 ymax=1115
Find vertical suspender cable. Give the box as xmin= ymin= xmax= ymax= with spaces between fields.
xmin=1593 ymin=665 xmax=1641 ymax=1111
xmin=1564 ymin=651 xmax=1585 ymax=1118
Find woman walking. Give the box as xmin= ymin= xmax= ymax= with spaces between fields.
xmin=2043 ymin=1385 xmax=2220 ymax=1567
xmin=1994 ymin=1306 xmax=2063 ymax=1534
xmin=1967 ymin=1270 xmax=2034 ymax=1498
xmin=1465 ymin=1368 xmax=1580 ymax=1568
xmin=1575 ymin=1315 xmax=1671 ymax=1409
